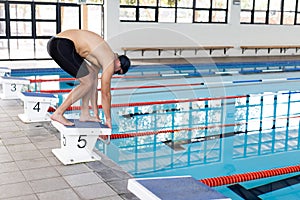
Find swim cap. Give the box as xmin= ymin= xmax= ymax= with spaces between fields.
xmin=118 ymin=55 xmax=131 ymax=74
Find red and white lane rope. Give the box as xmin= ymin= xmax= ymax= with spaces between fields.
xmin=47 ymin=95 xmax=246 ymax=112
xmin=38 ymin=82 xmax=205 ymax=93
xmin=200 ymin=164 xmax=300 ymax=187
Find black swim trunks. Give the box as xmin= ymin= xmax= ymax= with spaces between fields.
xmin=47 ymin=37 xmax=89 ymax=78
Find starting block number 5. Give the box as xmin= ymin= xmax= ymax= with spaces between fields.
xmin=51 ymin=119 xmax=111 ymax=165
xmin=62 ymin=135 xmax=88 ymax=149
xmin=54 ymin=131 xmax=101 ymax=164
xmin=60 ymin=133 xmax=97 ymax=153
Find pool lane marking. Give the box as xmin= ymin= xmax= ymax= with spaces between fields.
xmin=232 ymin=79 xmax=262 ymax=84
xmin=163 ymin=131 xmax=242 ymax=151
xmin=228 ymin=173 xmax=300 ymax=200
xmin=108 ymin=114 xmax=300 ymax=140
xmin=108 ymin=123 xmax=242 ymax=139
xmin=262 ymin=69 xmax=283 ymax=72
xmin=36 ymin=75 xmax=300 ymax=94
xmin=287 ymin=77 xmax=300 ymax=81
xmin=48 ymin=90 xmax=300 ymax=111
xmin=39 ymin=76 xmax=299 ymax=94
xmin=200 ymin=164 xmax=300 ymax=187
xmin=39 ymin=82 xmax=205 ymax=93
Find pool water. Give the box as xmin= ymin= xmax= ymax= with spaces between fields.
xmin=96 ymin=91 xmax=300 ymax=199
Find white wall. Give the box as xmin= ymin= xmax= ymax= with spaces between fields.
xmin=104 ymin=0 xmax=300 ymax=59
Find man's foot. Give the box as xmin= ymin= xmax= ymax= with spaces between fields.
xmin=79 ymin=115 xmax=101 ymax=122
xmin=99 ymin=135 xmax=110 ymax=145
xmin=51 ymin=113 xmax=74 ymax=126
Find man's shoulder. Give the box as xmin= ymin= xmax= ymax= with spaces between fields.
xmin=60 ymin=29 xmax=102 ymax=39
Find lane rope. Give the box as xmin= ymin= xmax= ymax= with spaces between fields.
xmin=29 ymin=74 xmax=160 ymax=83
xmin=38 ymin=82 xmax=205 ymax=93
xmin=106 ymin=114 xmax=300 ymax=140
xmin=47 ymin=95 xmax=246 ymax=112
xmin=200 ymin=164 xmax=300 ymax=187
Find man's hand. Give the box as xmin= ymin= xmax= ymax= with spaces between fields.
xmin=101 ymin=62 xmax=114 ymax=130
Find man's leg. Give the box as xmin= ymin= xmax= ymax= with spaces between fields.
xmin=79 ymin=65 xmax=100 ymax=122
xmin=90 ymin=81 xmax=100 ymax=120
xmin=51 ymin=72 xmax=94 ymax=126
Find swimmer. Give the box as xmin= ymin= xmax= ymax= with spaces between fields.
xmin=47 ymin=29 xmax=131 ymax=128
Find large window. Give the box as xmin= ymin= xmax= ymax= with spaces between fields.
xmin=241 ymin=0 xmax=300 ymax=25
xmin=120 ymin=0 xmax=229 ymax=23
xmin=0 ymin=0 xmax=104 ymax=61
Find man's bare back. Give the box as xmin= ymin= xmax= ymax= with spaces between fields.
xmin=47 ymin=29 xmax=131 ymax=128
xmin=57 ymin=29 xmax=116 ymax=71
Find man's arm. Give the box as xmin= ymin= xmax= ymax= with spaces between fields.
xmin=86 ymin=62 xmax=100 ymax=120
xmin=101 ymin=64 xmax=114 ymax=128
xmin=91 ymin=79 xmax=100 ymax=120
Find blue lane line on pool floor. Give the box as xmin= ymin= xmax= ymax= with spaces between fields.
xmin=233 ymin=80 xmax=262 ymax=84
xmin=287 ymin=77 xmax=300 ymax=81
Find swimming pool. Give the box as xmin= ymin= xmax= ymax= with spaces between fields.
xmin=11 ymin=60 xmax=300 ymax=199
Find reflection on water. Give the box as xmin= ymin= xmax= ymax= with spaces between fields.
xmin=97 ymin=90 xmax=300 ymax=180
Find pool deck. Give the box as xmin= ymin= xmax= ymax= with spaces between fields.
xmin=0 ymin=98 xmax=139 ymax=200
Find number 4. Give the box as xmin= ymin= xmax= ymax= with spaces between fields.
xmin=33 ymin=102 xmax=41 ymax=112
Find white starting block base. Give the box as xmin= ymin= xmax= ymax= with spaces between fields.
xmin=0 ymin=76 xmax=30 ymax=99
xmin=128 ymin=176 xmax=231 ymax=200
xmin=18 ymin=92 xmax=58 ymax=123
xmin=52 ymin=147 xmax=102 ymax=165
xmin=51 ymin=119 xmax=111 ymax=165
xmin=18 ymin=113 xmax=52 ymax=123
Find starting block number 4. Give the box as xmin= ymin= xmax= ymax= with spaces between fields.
xmin=51 ymin=119 xmax=111 ymax=165
xmin=18 ymin=92 xmax=58 ymax=123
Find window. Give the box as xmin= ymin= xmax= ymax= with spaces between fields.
xmin=269 ymin=0 xmax=281 ymax=25
xmin=297 ymin=1 xmax=300 ymax=24
xmin=253 ymin=0 xmax=268 ymax=23
xmin=283 ymin=0 xmax=297 ymax=25
xmin=120 ymin=0 xmax=229 ymax=23
xmin=241 ymin=0 xmax=300 ymax=25
xmin=0 ymin=2 xmax=8 ymax=59
xmin=1 ymin=0 xmax=104 ymax=60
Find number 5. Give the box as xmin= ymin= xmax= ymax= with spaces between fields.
xmin=77 ymin=135 xmax=87 ymax=148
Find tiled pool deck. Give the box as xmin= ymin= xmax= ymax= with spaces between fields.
xmin=0 ymin=98 xmax=139 ymax=200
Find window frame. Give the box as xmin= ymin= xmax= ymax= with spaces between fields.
xmin=241 ymin=0 xmax=300 ymax=25
xmin=120 ymin=0 xmax=229 ymax=24
xmin=1 ymin=0 xmax=104 ymax=61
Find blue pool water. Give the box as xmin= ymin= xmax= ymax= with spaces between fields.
xmin=11 ymin=60 xmax=300 ymax=200
xmin=109 ymin=94 xmax=299 ymax=196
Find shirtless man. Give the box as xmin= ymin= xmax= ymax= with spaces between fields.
xmin=47 ymin=29 xmax=131 ymax=128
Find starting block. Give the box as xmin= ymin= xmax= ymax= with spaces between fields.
xmin=0 ymin=76 xmax=30 ymax=99
xmin=128 ymin=176 xmax=231 ymax=200
xmin=18 ymin=92 xmax=58 ymax=123
xmin=0 ymin=67 xmax=11 ymax=77
xmin=51 ymin=119 xmax=111 ymax=165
